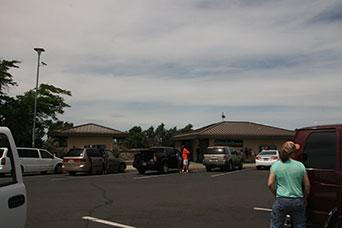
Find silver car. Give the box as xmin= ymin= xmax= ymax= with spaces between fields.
xmin=63 ymin=148 xmax=104 ymax=175
xmin=203 ymin=146 xmax=243 ymax=172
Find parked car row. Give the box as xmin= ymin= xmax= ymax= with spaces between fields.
xmin=63 ymin=148 xmax=126 ymax=175
xmin=0 ymin=147 xmax=126 ymax=176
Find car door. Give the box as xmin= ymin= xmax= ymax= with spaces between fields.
xmin=40 ymin=150 xmax=54 ymax=172
xmin=300 ymin=130 xmax=337 ymax=227
xmin=0 ymin=129 xmax=26 ymax=228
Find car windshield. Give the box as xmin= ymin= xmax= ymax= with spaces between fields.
xmin=66 ymin=149 xmax=83 ymax=157
xmin=206 ymin=148 xmax=225 ymax=154
xmin=259 ymin=151 xmax=277 ymax=156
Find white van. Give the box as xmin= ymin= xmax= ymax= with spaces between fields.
xmin=17 ymin=147 xmax=63 ymax=174
xmin=0 ymin=127 xmax=27 ymax=228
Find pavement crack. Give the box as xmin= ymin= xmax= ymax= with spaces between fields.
xmin=85 ymin=182 xmax=113 ymax=228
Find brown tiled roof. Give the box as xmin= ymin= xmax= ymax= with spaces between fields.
xmin=174 ymin=121 xmax=294 ymax=140
xmin=52 ymin=123 xmax=128 ymax=138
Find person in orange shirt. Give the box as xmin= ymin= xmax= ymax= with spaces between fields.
xmin=182 ymin=146 xmax=190 ymax=173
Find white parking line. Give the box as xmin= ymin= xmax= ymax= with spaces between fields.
xmin=82 ymin=216 xmax=136 ymax=228
xmin=210 ymin=169 xmax=249 ymax=178
xmin=253 ymin=207 xmax=272 ymax=212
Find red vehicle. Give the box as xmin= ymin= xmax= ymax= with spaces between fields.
xmin=293 ymin=124 xmax=342 ymax=228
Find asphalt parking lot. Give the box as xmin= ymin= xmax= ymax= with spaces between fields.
xmin=23 ymin=164 xmax=274 ymax=228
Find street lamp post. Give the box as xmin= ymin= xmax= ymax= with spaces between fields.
xmin=32 ymin=48 xmax=45 ymax=148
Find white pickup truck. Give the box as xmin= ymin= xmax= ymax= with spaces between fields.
xmin=0 ymin=127 xmax=26 ymax=228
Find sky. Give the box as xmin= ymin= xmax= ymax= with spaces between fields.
xmin=1 ymin=0 xmax=342 ymax=131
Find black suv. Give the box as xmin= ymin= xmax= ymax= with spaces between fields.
xmin=133 ymin=147 xmax=180 ymax=174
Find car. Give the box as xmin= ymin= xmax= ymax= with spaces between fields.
xmin=0 ymin=147 xmax=11 ymax=176
xmin=202 ymin=146 xmax=243 ymax=172
xmin=133 ymin=147 xmax=179 ymax=174
xmin=0 ymin=127 xmax=26 ymax=228
xmin=101 ymin=150 xmax=126 ymax=173
xmin=293 ymin=124 xmax=342 ymax=228
xmin=62 ymin=147 xmax=104 ymax=175
xmin=16 ymin=147 xmax=63 ymax=174
xmin=255 ymin=149 xmax=279 ymax=170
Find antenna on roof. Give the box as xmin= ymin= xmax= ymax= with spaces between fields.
xmin=221 ymin=112 xmax=226 ymax=121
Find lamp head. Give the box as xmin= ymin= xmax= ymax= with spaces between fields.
xmin=34 ymin=48 xmax=45 ymax=54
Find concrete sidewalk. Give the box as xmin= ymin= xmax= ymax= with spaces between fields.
xmin=126 ymin=162 xmax=256 ymax=171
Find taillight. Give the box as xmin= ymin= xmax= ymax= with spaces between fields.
xmin=255 ymin=156 xmax=260 ymax=160
xmin=1 ymin=158 xmax=5 ymax=165
xmin=271 ymin=156 xmax=279 ymax=160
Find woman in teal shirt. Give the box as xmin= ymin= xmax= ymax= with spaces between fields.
xmin=267 ymin=141 xmax=310 ymax=228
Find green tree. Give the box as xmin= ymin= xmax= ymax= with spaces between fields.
xmin=1 ymin=83 xmax=71 ymax=147
xmin=124 ymin=126 xmax=148 ymax=148
xmin=0 ymin=60 xmax=19 ymax=96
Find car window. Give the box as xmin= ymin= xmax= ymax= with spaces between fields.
xmin=40 ymin=150 xmax=53 ymax=159
xmin=207 ymin=148 xmax=225 ymax=154
xmin=0 ymin=134 xmax=17 ymax=187
xmin=303 ymin=131 xmax=336 ymax=169
xmin=0 ymin=148 xmax=4 ymax=157
xmin=87 ymin=149 xmax=101 ymax=157
xmin=18 ymin=149 xmax=39 ymax=158
xmin=66 ymin=149 xmax=83 ymax=157
xmin=259 ymin=151 xmax=277 ymax=156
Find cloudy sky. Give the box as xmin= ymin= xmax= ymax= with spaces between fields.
xmin=1 ymin=0 xmax=342 ymax=131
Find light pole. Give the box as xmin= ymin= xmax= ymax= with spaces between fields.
xmin=32 ymin=48 xmax=45 ymax=148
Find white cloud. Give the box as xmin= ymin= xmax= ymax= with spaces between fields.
xmin=1 ymin=0 xmax=342 ymax=130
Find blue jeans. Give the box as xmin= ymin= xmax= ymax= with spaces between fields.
xmin=270 ymin=197 xmax=306 ymax=228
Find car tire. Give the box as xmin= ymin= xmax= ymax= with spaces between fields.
xmin=69 ymin=171 xmax=76 ymax=176
xmin=161 ymin=162 xmax=169 ymax=174
xmin=118 ymin=163 xmax=126 ymax=173
xmin=256 ymin=166 xmax=261 ymax=170
xmin=205 ymin=166 xmax=211 ymax=172
xmin=137 ymin=168 xmax=146 ymax=175
xmin=54 ymin=163 xmax=63 ymax=174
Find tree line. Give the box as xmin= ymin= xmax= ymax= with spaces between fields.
xmin=0 ymin=59 xmax=192 ymax=152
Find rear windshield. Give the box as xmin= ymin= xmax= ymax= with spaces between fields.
xmin=206 ymin=148 xmax=225 ymax=154
xmin=0 ymin=149 xmax=4 ymax=157
xmin=259 ymin=151 xmax=277 ymax=156
xmin=66 ymin=149 xmax=83 ymax=157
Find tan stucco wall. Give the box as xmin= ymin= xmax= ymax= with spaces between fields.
xmin=177 ymin=137 xmax=288 ymax=162
xmin=67 ymin=136 xmax=113 ymax=150
xmin=243 ymin=139 xmax=286 ymax=155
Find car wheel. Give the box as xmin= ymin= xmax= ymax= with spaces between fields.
xmin=205 ymin=166 xmax=211 ymax=172
xmin=256 ymin=166 xmax=261 ymax=170
xmin=118 ymin=163 xmax=126 ymax=173
xmin=54 ymin=163 xmax=63 ymax=174
xmin=69 ymin=171 xmax=76 ymax=176
xmin=137 ymin=168 xmax=146 ymax=175
xmin=161 ymin=162 xmax=169 ymax=174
